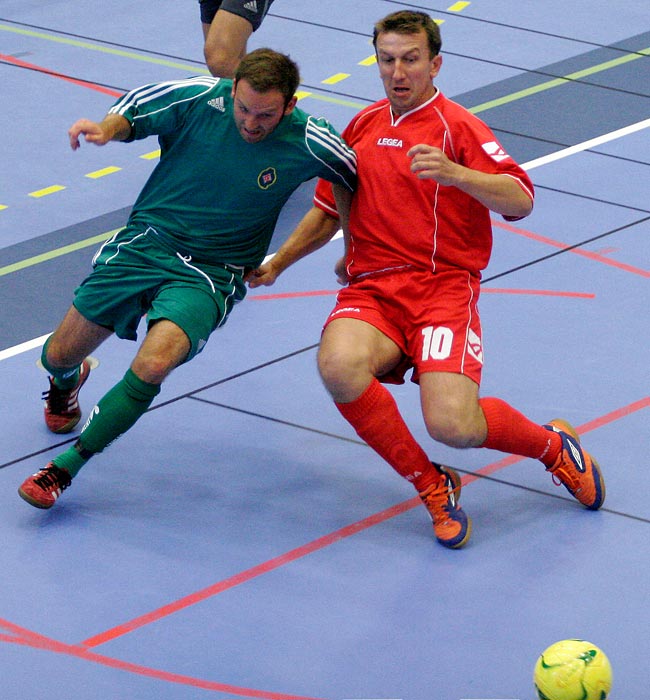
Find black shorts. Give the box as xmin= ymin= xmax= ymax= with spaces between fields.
xmin=199 ymin=0 xmax=275 ymax=30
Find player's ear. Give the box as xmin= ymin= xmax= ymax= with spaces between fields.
xmin=283 ymin=95 xmax=298 ymax=116
xmin=231 ymin=79 xmax=238 ymax=99
xmin=430 ymin=54 xmax=443 ymax=80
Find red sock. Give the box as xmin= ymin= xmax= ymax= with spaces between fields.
xmin=336 ymin=378 xmax=441 ymax=491
xmin=479 ymin=397 xmax=561 ymax=466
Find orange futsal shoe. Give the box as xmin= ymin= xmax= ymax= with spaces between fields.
xmin=43 ymin=359 xmax=91 ymax=434
xmin=544 ymin=419 xmax=605 ymax=510
xmin=419 ymin=464 xmax=471 ymax=549
xmin=18 ymin=463 xmax=72 ymax=509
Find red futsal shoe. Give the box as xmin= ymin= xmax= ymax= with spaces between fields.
xmin=419 ymin=464 xmax=472 ymax=549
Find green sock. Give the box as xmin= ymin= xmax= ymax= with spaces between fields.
xmin=52 ymin=442 xmax=92 ymax=478
xmin=52 ymin=369 xmax=161 ymax=478
xmin=41 ymin=337 xmax=80 ymax=390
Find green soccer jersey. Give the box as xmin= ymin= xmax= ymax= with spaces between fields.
xmin=108 ymin=76 xmax=357 ymax=267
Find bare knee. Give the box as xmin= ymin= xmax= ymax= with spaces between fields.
xmin=426 ymin=418 xmax=477 ymax=448
xmin=128 ymin=350 xmax=174 ymax=389
xmin=130 ymin=353 xmax=178 ymax=385
xmin=424 ymin=403 xmax=487 ymax=448
xmin=131 ymin=320 xmax=190 ymax=384
xmin=204 ymin=46 xmax=240 ymax=78
xmin=319 ymin=319 xmax=402 ymax=403
xmin=419 ymin=373 xmax=487 ymax=448
xmin=317 ymin=344 xmax=373 ymax=403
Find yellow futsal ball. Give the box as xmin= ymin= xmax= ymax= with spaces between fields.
xmin=533 ymin=639 xmax=612 ymax=700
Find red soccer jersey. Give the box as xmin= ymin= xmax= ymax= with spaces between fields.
xmin=315 ymin=90 xmax=534 ymax=280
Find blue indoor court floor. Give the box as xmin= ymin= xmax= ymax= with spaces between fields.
xmin=1 ymin=2 xmax=649 ymax=699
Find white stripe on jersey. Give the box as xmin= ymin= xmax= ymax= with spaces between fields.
xmin=305 ymin=117 xmax=357 ymax=187
xmin=306 ymin=118 xmax=357 ymax=172
xmin=109 ymin=77 xmax=221 ymax=117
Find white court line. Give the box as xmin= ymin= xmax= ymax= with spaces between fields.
xmin=522 ymin=117 xmax=650 ymax=171
xmin=0 ymin=333 xmax=51 ymax=362
xmin=2 ymin=117 xmax=649 ymax=363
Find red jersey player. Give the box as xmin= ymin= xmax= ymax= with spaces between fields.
xmin=249 ymin=10 xmax=605 ymax=549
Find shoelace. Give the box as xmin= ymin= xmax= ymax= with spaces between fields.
xmin=42 ymin=380 xmax=76 ymax=413
xmin=550 ymin=465 xmax=583 ymax=493
xmin=421 ymin=479 xmax=459 ymax=520
xmin=34 ymin=466 xmax=71 ymax=492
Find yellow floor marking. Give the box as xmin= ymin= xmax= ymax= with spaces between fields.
xmin=85 ymin=166 xmax=121 ymax=179
xmin=470 ymin=47 xmax=650 ymax=114
xmin=295 ymin=90 xmax=312 ymax=101
xmin=140 ymin=150 xmax=161 ymax=160
xmin=0 ymin=229 xmax=120 ymax=278
xmin=4 ymin=19 xmax=646 ymax=116
xmin=28 ymin=185 xmax=66 ymax=198
xmin=5 ymin=18 xmax=649 ymax=286
xmin=448 ymin=1 xmax=471 ymax=11
xmin=0 ymin=22 xmax=365 ymax=110
xmin=0 ymin=22 xmax=205 ymax=72
xmin=0 ymin=204 xmax=7 ymax=211
xmin=322 ymin=73 xmax=350 ymax=85
xmin=303 ymin=93 xmax=367 ymax=109
xmin=359 ymin=55 xmax=377 ymax=66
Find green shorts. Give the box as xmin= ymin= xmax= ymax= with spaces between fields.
xmin=73 ymin=225 xmax=247 ymax=361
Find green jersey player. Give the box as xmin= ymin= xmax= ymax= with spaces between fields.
xmin=19 ymin=48 xmax=356 ymax=510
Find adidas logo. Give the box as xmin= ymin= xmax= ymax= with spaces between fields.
xmin=243 ymin=0 xmax=258 ymax=11
xmin=207 ymin=96 xmax=225 ymax=112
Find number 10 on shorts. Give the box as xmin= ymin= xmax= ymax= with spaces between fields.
xmin=421 ymin=325 xmax=453 ymax=360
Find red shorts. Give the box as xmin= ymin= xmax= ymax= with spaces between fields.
xmin=323 ymin=267 xmax=484 ymax=385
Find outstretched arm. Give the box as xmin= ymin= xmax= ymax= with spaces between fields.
xmin=408 ymin=143 xmax=533 ymax=218
xmin=246 ymin=206 xmax=340 ymax=288
xmin=68 ymin=114 xmax=133 ymax=150
xmin=331 ymin=183 xmax=353 ymax=285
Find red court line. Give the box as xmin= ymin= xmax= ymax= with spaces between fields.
xmin=250 ymin=290 xmax=338 ymax=301
xmin=463 ymin=396 xmax=650 ymax=481
xmin=249 ymin=288 xmax=594 ymax=301
xmin=2 ymin=398 xmax=647 ymax=695
xmin=0 ymin=633 xmax=26 ymax=643
xmin=81 ymin=498 xmax=416 ymax=649
xmin=0 ymin=53 xmax=122 ymax=97
xmin=250 ymin=214 xmax=646 ymax=305
xmin=0 ymin=618 xmax=323 ymax=700
xmin=80 ymin=397 xmax=649 ymax=650
xmin=493 ymin=219 xmax=650 ymax=278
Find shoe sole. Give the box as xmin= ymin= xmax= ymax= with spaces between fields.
xmin=17 ymin=488 xmax=53 ymax=509
xmin=549 ymin=419 xmax=606 ymax=510
xmin=49 ymin=415 xmax=82 ymax=435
